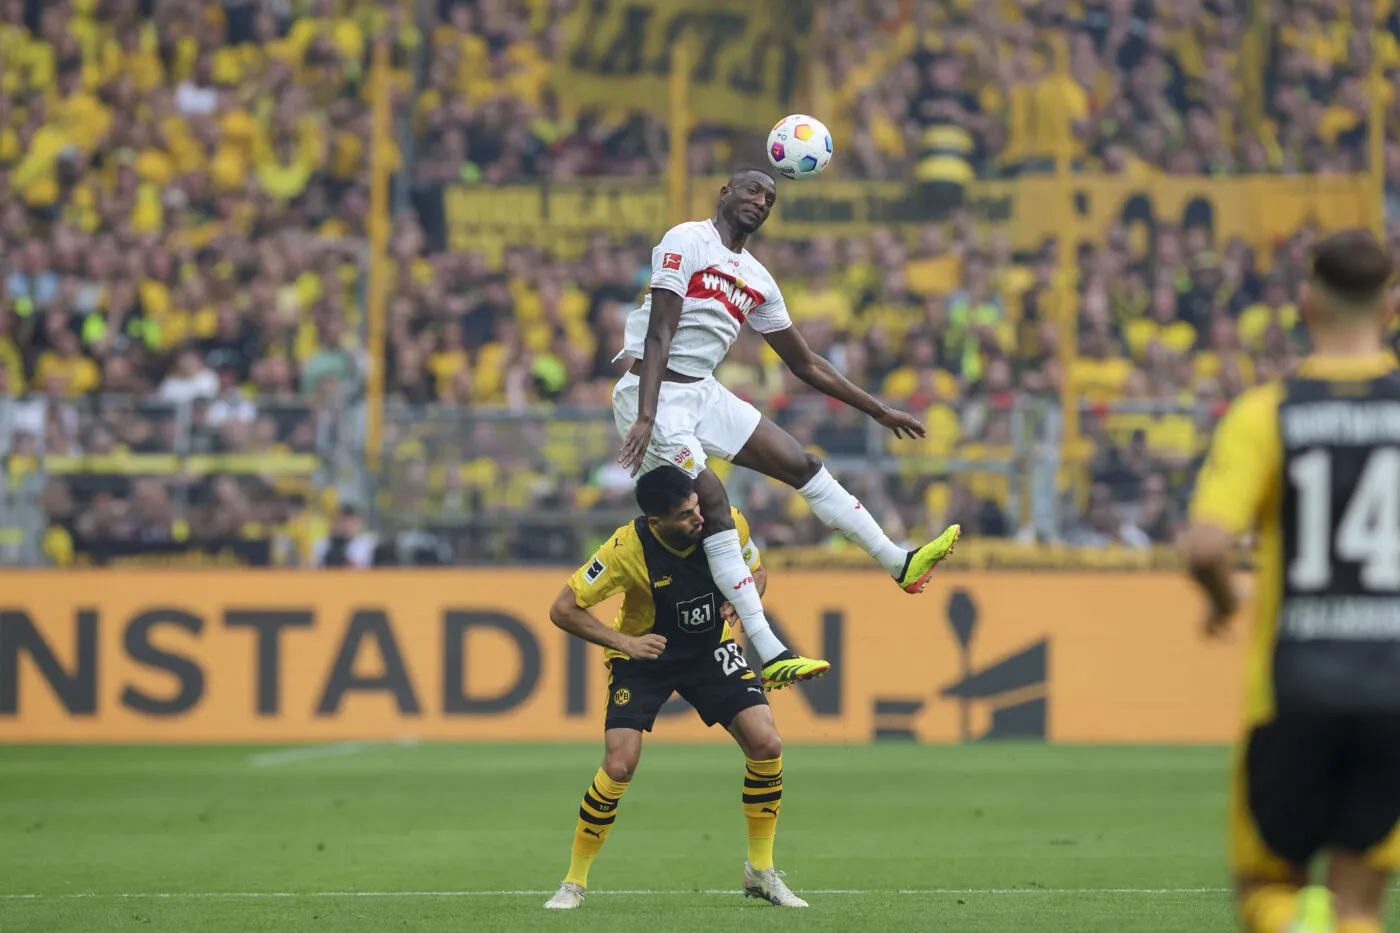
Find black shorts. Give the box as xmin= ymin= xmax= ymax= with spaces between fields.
xmin=1242 ymin=711 xmax=1400 ymax=869
xmin=604 ymin=640 xmax=768 ymax=732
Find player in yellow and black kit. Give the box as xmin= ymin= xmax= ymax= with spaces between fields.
xmin=541 ymin=465 xmax=812 ymax=911
xmin=1185 ymin=230 xmax=1400 ymax=933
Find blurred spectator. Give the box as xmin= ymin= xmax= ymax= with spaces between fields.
xmin=312 ymin=504 xmax=378 ymax=568
xmin=159 ymin=346 xmax=220 ymax=403
xmin=1070 ymin=483 xmax=1152 ymax=549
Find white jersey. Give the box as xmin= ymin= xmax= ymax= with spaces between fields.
xmin=615 ymin=219 xmax=792 ymax=379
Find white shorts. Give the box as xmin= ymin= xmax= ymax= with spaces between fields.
xmin=611 ymin=371 xmax=762 ymax=479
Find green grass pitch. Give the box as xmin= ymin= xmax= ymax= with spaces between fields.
xmin=0 ymin=742 xmax=1363 ymax=932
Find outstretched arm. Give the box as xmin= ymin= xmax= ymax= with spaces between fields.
xmin=617 ymin=289 xmax=682 ymax=474
xmin=762 ymin=326 xmax=926 ymax=439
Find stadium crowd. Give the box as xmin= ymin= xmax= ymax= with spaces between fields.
xmin=0 ymin=0 xmax=1398 ymax=565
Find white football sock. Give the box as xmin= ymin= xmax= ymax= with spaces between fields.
xmin=703 ymin=529 xmax=787 ymax=664
xmin=798 ymin=466 xmax=909 ymax=577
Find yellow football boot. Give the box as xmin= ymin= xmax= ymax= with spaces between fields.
xmin=760 ymin=654 xmax=830 ymax=692
xmin=1289 ymin=885 xmax=1334 ymax=933
xmin=896 ymin=524 xmax=962 ymax=594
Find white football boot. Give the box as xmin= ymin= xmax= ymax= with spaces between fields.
xmin=542 ymin=881 xmax=586 ymax=909
xmin=742 ymin=861 xmax=809 ymax=907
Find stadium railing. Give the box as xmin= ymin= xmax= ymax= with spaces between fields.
xmin=1 ymin=392 xmax=1250 ymax=571
xmin=373 ymin=393 xmax=1056 ymax=566
xmin=0 ymin=396 xmax=360 ymax=567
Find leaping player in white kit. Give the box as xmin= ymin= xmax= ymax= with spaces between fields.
xmin=613 ymin=168 xmax=962 ymax=691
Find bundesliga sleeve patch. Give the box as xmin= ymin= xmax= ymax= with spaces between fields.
xmin=662 ymin=252 xmax=682 ymax=271
xmin=584 ymin=557 xmax=607 ymax=584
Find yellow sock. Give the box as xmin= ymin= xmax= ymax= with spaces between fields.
xmin=1239 ymin=884 xmax=1299 ymax=933
xmin=1337 ymin=920 xmax=1382 ymax=933
xmin=563 ymin=768 xmax=629 ymax=887
xmin=742 ymin=756 xmax=782 ymax=871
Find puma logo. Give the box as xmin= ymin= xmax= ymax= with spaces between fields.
xmin=760 ymin=806 xmax=780 ymax=816
xmin=583 ymin=828 xmax=602 ymax=838
xmin=653 ymin=575 xmax=672 ymax=589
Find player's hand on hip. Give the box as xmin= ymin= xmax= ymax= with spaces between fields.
xmin=1203 ymin=605 xmax=1234 ymax=639
xmin=720 ymin=601 xmax=738 ymax=624
xmin=620 ymin=633 xmax=667 ymax=660
xmin=876 ymin=407 xmax=926 ymax=439
xmin=618 ymin=418 xmax=655 ymax=476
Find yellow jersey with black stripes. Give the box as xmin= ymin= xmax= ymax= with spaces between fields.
xmin=567 ymin=508 xmax=761 ymax=664
xmin=1189 ymin=354 xmax=1400 ymax=726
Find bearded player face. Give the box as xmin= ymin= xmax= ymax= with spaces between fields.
xmin=649 ymin=492 xmax=705 ymax=548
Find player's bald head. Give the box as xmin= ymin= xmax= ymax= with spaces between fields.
xmin=725 ymin=167 xmax=776 ymax=190
xmin=1308 ymin=229 xmax=1395 ymax=319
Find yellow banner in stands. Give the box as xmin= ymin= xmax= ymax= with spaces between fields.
xmin=1012 ymin=174 xmax=1373 ymax=255
xmin=447 ymin=175 xmax=1372 ymax=263
xmin=18 ymin=453 xmax=321 ymax=476
xmin=555 ymin=0 xmax=813 ymax=130
xmin=0 ymin=570 xmax=1249 ymax=744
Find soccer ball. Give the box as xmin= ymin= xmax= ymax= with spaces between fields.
xmin=766 ymin=114 xmax=833 ymax=180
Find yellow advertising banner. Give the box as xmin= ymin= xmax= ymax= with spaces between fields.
xmin=765 ymin=540 xmax=1190 ymax=572
xmin=447 ymin=174 xmax=1372 ymax=264
xmin=0 ymin=571 xmax=1249 ymax=745
xmin=555 ymin=0 xmax=812 ymax=130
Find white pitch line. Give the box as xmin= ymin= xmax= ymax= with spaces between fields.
xmin=0 ymin=888 xmax=1233 ymax=900
xmin=246 ymin=742 xmax=368 ymax=767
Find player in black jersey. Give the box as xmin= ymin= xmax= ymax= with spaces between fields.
xmin=1185 ymin=230 xmax=1400 ymax=933
xmin=541 ymin=466 xmax=807 ymax=911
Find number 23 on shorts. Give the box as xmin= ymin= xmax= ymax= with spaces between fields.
xmin=715 ymin=643 xmax=748 ymax=676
